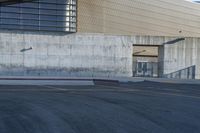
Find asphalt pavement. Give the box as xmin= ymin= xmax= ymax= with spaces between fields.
xmin=0 ymin=81 xmax=200 ymax=133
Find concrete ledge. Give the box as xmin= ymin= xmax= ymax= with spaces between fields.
xmin=0 ymin=76 xmax=93 ymax=81
xmin=0 ymin=76 xmax=122 ymax=86
xmin=0 ymin=76 xmax=123 ymax=86
xmin=0 ymin=80 xmax=94 ymax=86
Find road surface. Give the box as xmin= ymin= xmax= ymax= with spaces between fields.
xmin=0 ymin=81 xmax=199 ymax=133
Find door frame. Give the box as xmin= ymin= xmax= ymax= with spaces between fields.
xmin=132 ymin=44 xmax=163 ymax=77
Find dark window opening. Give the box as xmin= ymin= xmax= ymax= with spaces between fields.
xmin=0 ymin=0 xmax=77 ymax=32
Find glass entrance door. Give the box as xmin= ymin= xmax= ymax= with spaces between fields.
xmin=134 ymin=61 xmax=158 ymax=77
xmin=136 ymin=61 xmax=149 ymax=77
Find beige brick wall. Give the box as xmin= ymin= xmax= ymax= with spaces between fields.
xmin=77 ymin=0 xmax=200 ymax=37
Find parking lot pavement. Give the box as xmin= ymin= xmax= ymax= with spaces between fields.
xmin=0 ymin=81 xmax=200 ymax=133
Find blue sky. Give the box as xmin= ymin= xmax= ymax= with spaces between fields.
xmin=185 ymin=0 xmax=200 ymax=3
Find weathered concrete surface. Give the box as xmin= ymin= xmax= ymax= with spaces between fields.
xmin=0 ymin=31 xmax=167 ymax=77
xmin=0 ymin=31 xmax=133 ymax=77
xmin=130 ymin=36 xmax=200 ymax=79
xmin=163 ymin=38 xmax=200 ymax=79
xmin=131 ymin=36 xmax=200 ymax=79
xmin=0 ymin=30 xmax=199 ymax=79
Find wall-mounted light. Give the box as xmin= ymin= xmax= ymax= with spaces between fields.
xmin=20 ymin=47 xmax=33 ymax=52
xmin=162 ymin=38 xmax=185 ymax=45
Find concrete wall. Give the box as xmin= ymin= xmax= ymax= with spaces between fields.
xmin=163 ymin=38 xmax=200 ymax=79
xmin=131 ymin=36 xmax=200 ymax=79
xmin=0 ymin=31 xmax=132 ymax=77
xmin=0 ymin=30 xmax=199 ymax=79
xmin=78 ymin=0 xmax=200 ymax=37
xmin=0 ymin=31 xmax=166 ymax=77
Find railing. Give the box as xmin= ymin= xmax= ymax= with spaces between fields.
xmin=132 ymin=61 xmax=196 ymax=79
xmin=163 ymin=65 xmax=196 ymax=79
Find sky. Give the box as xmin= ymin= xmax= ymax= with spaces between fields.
xmin=185 ymin=0 xmax=200 ymax=3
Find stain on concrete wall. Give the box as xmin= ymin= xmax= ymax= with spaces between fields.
xmin=163 ymin=38 xmax=200 ymax=79
xmin=0 ymin=31 xmax=132 ymax=77
xmin=0 ymin=30 xmax=199 ymax=79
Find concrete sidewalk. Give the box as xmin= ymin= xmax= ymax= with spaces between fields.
xmin=0 ymin=76 xmax=199 ymax=85
xmin=0 ymin=80 xmax=94 ymax=86
xmin=135 ymin=77 xmax=200 ymax=85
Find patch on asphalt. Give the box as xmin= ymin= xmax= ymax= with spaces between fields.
xmin=93 ymin=79 xmax=120 ymax=86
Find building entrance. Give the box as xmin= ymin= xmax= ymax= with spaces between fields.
xmin=135 ymin=61 xmax=158 ymax=77
xmin=132 ymin=45 xmax=161 ymax=78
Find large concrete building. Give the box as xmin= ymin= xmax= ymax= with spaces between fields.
xmin=0 ymin=0 xmax=199 ymax=79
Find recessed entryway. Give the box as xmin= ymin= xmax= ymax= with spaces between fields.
xmin=132 ymin=45 xmax=162 ymax=78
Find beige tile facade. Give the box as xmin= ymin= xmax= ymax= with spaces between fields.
xmin=78 ymin=0 xmax=200 ymax=37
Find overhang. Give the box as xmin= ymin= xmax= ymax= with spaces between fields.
xmin=0 ymin=0 xmax=33 ymax=5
